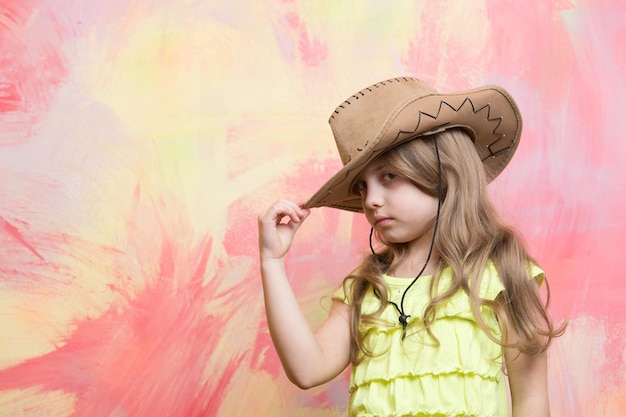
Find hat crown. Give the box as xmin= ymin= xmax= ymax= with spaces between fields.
xmin=330 ymin=77 xmax=437 ymax=166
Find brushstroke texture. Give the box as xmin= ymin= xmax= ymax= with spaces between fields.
xmin=0 ymin=1 xmax=69 ymax=145
xmin=0 ymin=1 xmax=624 ymax=416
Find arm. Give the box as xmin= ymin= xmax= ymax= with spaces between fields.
xmin=502 ymin=280 xmax=551 ymax=417
xmin=258 ymin=199 xmax=351 ymax=389
xmin=505 ymin=346 xmax=550 ymax=417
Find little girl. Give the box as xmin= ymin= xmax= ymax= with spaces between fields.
xmin=258 ymin=77 xmax=564 ymax=416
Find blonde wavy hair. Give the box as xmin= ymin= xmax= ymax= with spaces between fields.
xmin=339 ymin=128 xmax=565 ymax=364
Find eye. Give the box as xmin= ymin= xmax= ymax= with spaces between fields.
xmin=352 ymin=181 xmax=366 ymax=196
xmin=381 ymin=172 xmax=396 ymax=182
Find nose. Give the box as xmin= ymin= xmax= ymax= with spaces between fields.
xmin=363 ymin=183 xmax=384 ymax=210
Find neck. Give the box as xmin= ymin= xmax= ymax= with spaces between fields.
xmin=390 ymin=224 xmax=438 ymax=277
xmin=389 ymin=254 xmax=438 ymax=278
xmin=387 ymin=236 xmax=439 ymax=278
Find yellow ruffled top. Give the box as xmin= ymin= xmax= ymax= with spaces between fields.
xmin=335 ymin=261 xmax=544 ymax=417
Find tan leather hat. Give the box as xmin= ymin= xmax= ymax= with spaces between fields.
xmin=303 ymin=77 xmax=523 ymax=212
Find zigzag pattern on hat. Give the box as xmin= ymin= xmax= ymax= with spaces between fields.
xmin=394 ymin=97 xmax=512 ymax=161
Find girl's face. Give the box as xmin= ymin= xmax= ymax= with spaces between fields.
xmin=354 ymin=156 xmax=439 ymax=250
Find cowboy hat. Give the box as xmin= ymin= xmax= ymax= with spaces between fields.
xmin=303 ymin=77 xmax=523 ymax=212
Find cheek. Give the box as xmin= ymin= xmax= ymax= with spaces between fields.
xmin=413 ymin=195 xmax=439 ymax=218
xmin=430 ymin=199 xmax=441 ymax=218
xmin=429 ymin=196 xmax=440 ymax=212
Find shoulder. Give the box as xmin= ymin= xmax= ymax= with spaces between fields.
xmin=333 ymin=266 xmax=385 ymax=307
xmin=479 ymin=260 xmax=544 ymax=300
xmin=478 ymin=261 xmax=505 ymax=300
xmin=333 ymin=271 xmax=363 ymax=305
xmin=333 ymin=277 xmax=353 ymax=304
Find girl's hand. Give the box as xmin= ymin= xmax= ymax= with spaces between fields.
xmin=258 ymin=199 xmax=311 ymax=261
xmin=257 ymin=200 xmax=350 ymax=389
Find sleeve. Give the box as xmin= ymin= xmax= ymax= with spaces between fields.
xmin=480 ymin=261 xmax=545 ymax=301
xmin=332 ymin=277 xmax=354 ymax=305
xmin=480 ymin=261 xmax=506 ymax=301
xmin=529 ymin=263 xmax=545 ymax=287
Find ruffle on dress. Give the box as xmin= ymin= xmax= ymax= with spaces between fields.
xmin=348 ymin=372 xmax=507 ymax=417
xmin=335 ymin=261 xmax=544 ymax=417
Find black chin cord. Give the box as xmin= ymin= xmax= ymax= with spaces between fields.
xmin=369 ymin=137 xmax=443 ymax=339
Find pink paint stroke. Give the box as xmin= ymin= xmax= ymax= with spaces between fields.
xmin=0 ymin=1 xmax=69 ymax=144
xmin=0 ymin=177 xmax=259 ymax=417
xmin=0 ymin=234 xmax=249 ymax=417
xmin=0 ymin=216 xmax=45 ymax=261
xmin=272 ymin=7 xmax=328 ymax=66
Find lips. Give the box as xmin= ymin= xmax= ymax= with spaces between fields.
xmin=375 ymin=216 xmax=393 ymax=227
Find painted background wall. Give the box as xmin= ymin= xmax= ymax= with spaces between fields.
xmin=0 ymin=0 xmax=624 ymax=416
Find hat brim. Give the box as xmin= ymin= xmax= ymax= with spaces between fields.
xmin=303 ymin=85 xmax=522 ymax=212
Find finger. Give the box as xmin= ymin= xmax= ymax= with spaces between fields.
xmin=296 ymin=202 xmax=311 ymax=219
xmin=272 ymin=200 xmax=308 ymax=224
xmin=284 ymin=200 xmax=311 ymax=222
